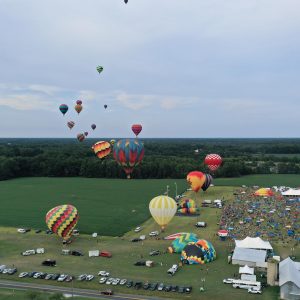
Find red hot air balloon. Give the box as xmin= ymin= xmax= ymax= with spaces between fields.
xmin=131 ymin=124 xmax=142 ymax=137
xmin=77 ymin=133 xmax=85 ymax=142
xmin=204 ymin=154 xmax=222 ymax=171
xmin=76 ymin=100 xmax=82 ymax=105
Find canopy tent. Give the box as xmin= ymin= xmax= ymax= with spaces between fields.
xmin=281 ymin=189 xmax=300 ymax=197
xmin=235 ymin=237 xmax=273 ymax=250
xmin=279 ymin=257 xmax=300 ymax=288
xmin=239 ymin=265 xmax=254 ymax=275
xmin=232 ymin=248 xmax=267 ymax=268
xmin=254 ymin=188 xmax=274 ymax=197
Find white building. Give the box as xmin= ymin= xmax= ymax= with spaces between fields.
xmin=279 ymin=257 xmax=300 ymax=300
xmin=232 ymin=248 xmax=267 ymax=268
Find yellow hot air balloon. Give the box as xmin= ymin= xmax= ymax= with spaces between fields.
xmin=149 ymin=195 xmax=177 ymax=231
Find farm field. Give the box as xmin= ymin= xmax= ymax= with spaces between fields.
xmin=0 ymin=179 xmax=298 ymax=300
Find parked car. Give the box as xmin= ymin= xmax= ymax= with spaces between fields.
xmin=65 ymin=275 xmax=73 ymax=282
xmin=100 ymin=289 xmax=113 ymax=295
xmin=178 ymin=286 xmax=185 ymax=293
xmin=99 ymin=277 xmax=107 ymax=284
xmin=195 ymin=222 xmax=207 ymax=228
xmin=120 ymin=279 xmax=127 ymax=285
xmin=171 ymin=285 xmax=178 ymax=292
xmin=86 ymin=275 xmax=94 ymax=281
xmin=39 ymin=273 xmax=47 ymax=279
xmin=71 ymin=250 xmax=83 ymax=256
xmin=77 ymin=274 xmax=87 ymax=281
xmin=112 ymin=278 xmax=120 ymax=285
xmin=52 ymin=274 xmax=60 ymax=280
xmin=134 ymin=226 xmax=142 ymax=232
xmin=106 ymin=278 xmax=114 ymax=285
xmin=223 ymin=278 xmax=235 ymax=284
xmin=134 ymin=282 xmax=142 ymax=289
xmin=126 ymin=280 xmax=133 ymax=288
xmin=22 ymin=250 xmax=36 ymax=256
xmin=185 ymin=286 xmax=192 ymax=293
xmin=45 ymin=274 xmax=53 ymax=280
xmin=98 ymin=271 xmax=110 ymax=277
xmin=33 ymin=272 xmax=42 ymax=279
xmin=19 ymin=272 xmax=28 ymax=278
xmin=149 ymin=250 xmax=160 ymax=256
xmin=0 ymin=265 xmax=6 ymax=273
xmin=149 ymin=283 xmax=158 ymax=291
xmin=134 ymin=261 xmax=146 ymax=266
xmin=167 ymin=264 xmax=178 ymax=276
xmin=164 ymin=285 xmax=172 ymax=292
xmin=143 ymin=282 xmax=150 ymax=290
xmin=131 ymin=238 xmax=141 ymax=242
xmin=42 ymin=259 xmax=56 ymax=267
xmin=17 ymin=228 xmax=26 ymax=233
xmin=28 ymin=272 xmax=37 ymax=278
xmin=8 ymin=268 xmax=17 ymax=275
xmin=248 ymin=288 xmax=262 ymax=294
xmin=100 ymin=251 xmax=112 ymax=258
xmin=35 ymin=229 xmax=42 ymax=234
xmin=157 ymin=283 xmax=164 ymax=291
xmin=149 ymin=231 xmax=159 ymax=236
xmin=57 ymin=274 xmax=67 ymax=282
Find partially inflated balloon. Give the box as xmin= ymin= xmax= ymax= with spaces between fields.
xmin=131 ymin=124 xmax=142 ymax=137
xmin=149 ymin=195 xmax=177 ymax=231
xmin=187 ymin=171 xmax=205 ymax=192
xmin=113 ymin=139 xmax=144 ymax=178
xmin=91 ymin=124 xmax=96 ymax=130
xmin=202 ymin=174 xmax=213 ymax=192
xmin=77 ymin=133 xmax=85 ymax=142
xmin=76 ymin=100 xmax=82 ymax=105
xmin=59 ymin=104 xmax=68 ymax=116
xmin=204 ymin=154 xmax=222 ymax=171
xmin=45 ymin=204 xmax=79 ymax=240
xmin=67 ymin=121 xmax=75 ymax=129
xmin=93 ymin=141 xmax=111 ymax=160
xmin=75 ymin=104 xmax=83 ymax=114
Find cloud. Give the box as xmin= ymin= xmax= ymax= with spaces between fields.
xmin=116 ymin=92 xmax=198 ymax=111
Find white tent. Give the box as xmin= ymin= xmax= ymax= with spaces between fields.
xmin=232 ymin=248 xmax=267 ymax=268
xmin=281 ymin=189 xmax=300 ymax=197
xmin=239 ymin=265 xmax=254 ymax=275
xmin=235 ymin=237 xmax=273 ymax=250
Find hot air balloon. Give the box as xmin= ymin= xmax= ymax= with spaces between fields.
xmin=124 ymin=0 xmax=128 ymax=3
xmin=187 ymin=171 xmax=206 ymax=192
xmin=181 ymin=240 xmax=216 ymax=265
xmin=131 ymin=124 xmax=142 ymax=137
xmin=59 ymin=104 xmax=68 ymax=116
xmin=202 ymin=174 xmax=213 ymax=192
xmin=91 ymin=124 xmax=96 ymax=130
xmin=67 ymin=121 xmax=75 ymax=129
xmin=97 ymin=66 xmax=103 ymax=74
xmin=177 ymin=199 xmax=199 ymax=215
xmin=168 ymin=233 xmax=198 ymax=254
xmin=104 ymin=104 xmax=107 ymax=109
xmin=113 ymin=139 xmax=144 ymax=178
xmin=75 ymin=104 xmax=83 ymax=114
xmin=254 ymin=188 xmax=274 ymax=197
xmin=93 ymin=141 xmax=111 ymax=160
xmin=76 ymin=100 xmax=82 ymax=105
xmin=204 ymin=154 xmax=222 ymax=171
xmin=77 ymin=133 xmax=85 ymax=142
xmin=149 ymin=195 xmax=177 ymax=231
xmin=45 ymin=204 xmax=79 ymax=241
xmin=110 ymin=139 xmax=116 ymax=146
xmin=84 ymin=132 xmax=88 ymax=137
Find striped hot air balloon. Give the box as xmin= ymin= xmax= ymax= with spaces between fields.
xmin=75 ymin=104 xmax=83 ymax=114
xmin=149 ymin=195 xmax=177 ymax=231
xmin=77 ymin=133 xmax=85 ymax=142
xmin=97 ymin=66 xmax=103 ymax=74
xmin=59 ymin=104 xmax=68 ymax=116
xmin=204 ymin=154 xmax=222 ymax=171
xmin=67 ymin=121 xmax=75 ymax=129
xmin=202 ymin=174 xmax=213 ymax=192
xmin=45 ymin=204 xmax=79 ymax=240
xmin=113 ymin=139 xmax=144 ymax=179
xmin=93 ymin=141 xmax=111 ymax=160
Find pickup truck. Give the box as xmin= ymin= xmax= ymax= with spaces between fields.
xmin=167 ymin=264 xmax=178 ymax=276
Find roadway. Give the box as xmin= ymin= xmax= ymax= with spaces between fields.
xmin=0 ymin=279 xmax=169 ymax=300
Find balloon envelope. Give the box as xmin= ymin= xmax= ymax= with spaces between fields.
xmin=67 ymin=121 xmax=75 ymax=129
xmin=93 ymin=141 xmax=111 ymax=160
xmin=76 ymin=100 xmax=82 ymax=105
xmin=91 ymin=124 xmax=96 ymax=130
xmin=131 ymin=124 xmax=142 ymax=137
xmin=45 ymin=204 xmax=79 ymax=240
xmin=75 ymin=104 xmax=83 ymax=114
xmin=187 ymin=171 xmax=205 ymax=192
xmin=77 ymin=133 xmax=85 ymax=142
xmin=97 ymin=66 xmax=103 ymax=74
xmin=149 ymin=195 xmax=177 ymax=230
xmin=202 ymin=174 xmax=213 ymax=191
xmin=113 ymin=139 xmax=144 ymax=178
xmin=84 ymin=132 xmax=88 ymax=137
xmin=168 ymin=233 xmax=198 ymax=253
xmin=204 ymin=154 xmax=222 ymax=171
xmin=59 ymin=104 xmax=68 ymax=116
xmin=104 ymin=104 xmax=107 ymax=109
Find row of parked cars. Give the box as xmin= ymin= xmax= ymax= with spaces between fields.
xmin=0 ymin=265 xmax=17 ymax=275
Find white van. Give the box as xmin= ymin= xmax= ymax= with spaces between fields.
xmin=36 ymin=248 xmax=45 ymax=254
xmin=22 ymin=250 xmax=36 ymax=256
xmin=232 ymin=280 xmax=261 ymax=290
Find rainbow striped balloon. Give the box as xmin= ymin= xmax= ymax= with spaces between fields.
xmin=46 ymin=204 xmax=79 ymax=240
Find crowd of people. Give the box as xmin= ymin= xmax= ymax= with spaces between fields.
xmin=219 ymin=187 xmax=300 ymax=243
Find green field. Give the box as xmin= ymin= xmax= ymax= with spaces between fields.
xmin=0 ymin=176 xmax=299 ymax=300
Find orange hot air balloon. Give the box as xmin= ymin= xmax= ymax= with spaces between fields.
xmin=187 ymin=171 xmax=206 ymax=193
xmin=75 ymin=104 xmax=83 ymax=114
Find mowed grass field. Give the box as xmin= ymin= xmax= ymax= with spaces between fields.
xmin=1 ymin=178 xmax=298 ymax=300
xmin=0 ymin=177 xmax=188 ymax=236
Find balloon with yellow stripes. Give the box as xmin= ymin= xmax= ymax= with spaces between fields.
xmin=149 ymin=195 xmax=177 ymax=231
xmin=45 ymin=204 xmax=79 ymax=240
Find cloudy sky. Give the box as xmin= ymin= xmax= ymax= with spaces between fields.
xmin=1 ymin=0 xmax=300 ymax=138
